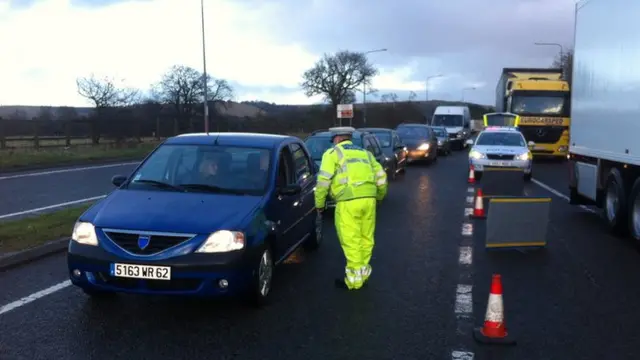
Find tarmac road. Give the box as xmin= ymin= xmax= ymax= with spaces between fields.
xmin=3 ymin=153 xmax=640 ymax=359
xmin=0 ymin=162 xmax=139 ymax=220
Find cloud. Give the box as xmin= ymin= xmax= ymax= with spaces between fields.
xmin=1 ymin=0 xmax=576 ymax=107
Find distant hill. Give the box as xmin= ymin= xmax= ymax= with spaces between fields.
xmin=0 ymin=99 xmax=492 ymax=121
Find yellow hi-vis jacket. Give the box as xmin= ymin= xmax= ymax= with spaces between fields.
xmin=314 ymin=140 xmax=388 ymax=209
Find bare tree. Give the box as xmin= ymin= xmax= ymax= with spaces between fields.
xmin=76 ymin=75 xmax=135 ymax=108
xmin=206 ymin=77 xmax=234 ymax=109
xmin=408 ymin=91 xmax=417 ymax=101
xmin=380 ymin=92 xmax=398 ymax=103
xmin=552 ymin=48 xmax=574 ymax=85
xmin=301 ymin=50 xmax=378 ymax=114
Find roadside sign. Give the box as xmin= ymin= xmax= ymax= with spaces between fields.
xmin=337 ymin=104 xmax=353 ymax=118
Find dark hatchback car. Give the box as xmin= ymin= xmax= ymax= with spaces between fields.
xmin=395 ymin=123 xmax=438 ymax=164
xmin=67 ymin=133 xmax=322 ymax=306
xmin=359 ymin=127 xmax=407 ymax=179
xmin=303 ymin=127 xmax=393 ymax=208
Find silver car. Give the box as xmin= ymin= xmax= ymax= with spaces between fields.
xmin=431 ymin=126 xmax=451 ymax=155
xmin=467 ymin=127 xmax=534 ymax=181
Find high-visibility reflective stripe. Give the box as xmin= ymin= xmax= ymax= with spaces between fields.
xmin=376 ymin=178 xmax=386 ymax=186
xmin=338 ymin=178 xmax=348 ymax=184
xmin=376 ymin=170 xmax=386 ymax=178
xmin=361 ymin=265 xmax=372 ymax=277
xmin=318 ymin=170 xmax=333 ymax=179
xmin=333 ymin=146 xmax=344 ymax=161
xmin=345 ymin=158 xmax=370 ymax=165
xmin=317 ymin=180 xmax=331 ymax=187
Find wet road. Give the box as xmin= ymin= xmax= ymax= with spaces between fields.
xmin=2 ymin=153 xmax=640 ymax=359
xmin=0 ymin=162 xmax=139 ymax=220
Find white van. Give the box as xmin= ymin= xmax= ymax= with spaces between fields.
xmin=430 ymin=106 xmax=472 ymax=150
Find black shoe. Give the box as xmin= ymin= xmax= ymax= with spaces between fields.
xmin=334 ymin=278 xmax=348 ymax=289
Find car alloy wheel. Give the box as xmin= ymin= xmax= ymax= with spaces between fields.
xmin=258 ymin=249 xmax=273 ymax=297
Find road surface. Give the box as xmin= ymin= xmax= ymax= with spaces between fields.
xmin=2 ymin=153 xmax=640 ymax=359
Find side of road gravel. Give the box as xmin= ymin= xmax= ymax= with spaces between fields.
xmin=0 ymin=238 xmax=68 ymax=271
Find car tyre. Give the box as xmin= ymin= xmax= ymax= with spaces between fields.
xmin=304 ymin=211 xmax=323 ymax=251
xmin=524 ymin=172 xmax=532 ymax=182
xmin=627 ymin=178 xmax=640 ymax=244
xmin=247 ymin=247 xmax=274 ymax=307
xmin=388 ymin=162 xmax=397 ymax=181
xmin=604 ymin=169 xmax=628 ymax=236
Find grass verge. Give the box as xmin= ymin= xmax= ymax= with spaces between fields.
xmin=0 ymin=142 xmax=160 ymax=171
xmin=0 ymin=203 xmax=93 ymax=255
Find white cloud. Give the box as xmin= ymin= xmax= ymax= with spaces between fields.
xmin=0 ymin=0 xmax=423 ymax=107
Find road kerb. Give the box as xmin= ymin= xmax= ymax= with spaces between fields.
xmin=0 ymin=238 xmax=68 ymax=271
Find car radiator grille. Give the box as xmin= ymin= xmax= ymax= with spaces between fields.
xmin=519 ymin=126 xmax=566 ymax=144
xmin=486 ymin=154 xmax=515 ymax=160
xmin=104 ymin=231 xmax=193 ymax=255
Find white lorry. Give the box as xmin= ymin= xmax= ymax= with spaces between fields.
xmin=568 ymin=0 xmax=640 ymax=241
xmin=430 ymin=106 xmax=472 ymax=150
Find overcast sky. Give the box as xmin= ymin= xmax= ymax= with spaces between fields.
xmin=0 ymin=0 xmax=576 ymax=107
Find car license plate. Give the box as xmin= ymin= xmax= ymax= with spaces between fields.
xmin=110 ymin=263 xmax=171 ymax=280
xmin=489 ymin=161 xmax=508 ymax=167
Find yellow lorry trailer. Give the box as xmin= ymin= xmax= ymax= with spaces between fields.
xmin=495 ymin=68 xmax=570 ymax=157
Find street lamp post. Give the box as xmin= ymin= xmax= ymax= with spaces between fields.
xmin=362 ymin=48 xmax=387 ymax=125
xmin=426 ymin=74 xmax=443 ymax=102
xmin=534 ymin=42 xmax=565 ymax=77
xmin=201 ymin=0 xmax=209 ymax=133
xmin=461 ymin=87 xmax=475 ymax=102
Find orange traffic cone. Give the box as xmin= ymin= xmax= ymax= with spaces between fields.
xmin=467 ymin=166 xmax=475 ymax=184
xmin=470 ymin=188 xmax=486 ymax=219
xmin=473 ymin=274 xmax=516 ymax=345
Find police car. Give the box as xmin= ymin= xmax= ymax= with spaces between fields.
xmin=466 ymin=126 xmax=534 ymax=181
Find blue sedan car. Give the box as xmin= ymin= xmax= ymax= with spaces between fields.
xmin=67 ymin=133 xmax=322 ymax=306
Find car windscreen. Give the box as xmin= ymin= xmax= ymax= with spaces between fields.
xmin=432 ymin=128 xmax=447 ymax=137
xmin=475 ymin=132 xmax=526 ymax=147
xmin=432 ymin=114 xmax=463 ymax=127
xmin=127 ymin=144 xmax=271 ymax=195
xmin=396 ymin=126 xmax=429 ymax=139
xmin=371 ymin=132 xmax=392 ymax=147
xmin=510 ymin=94 xmax=565 ymax=115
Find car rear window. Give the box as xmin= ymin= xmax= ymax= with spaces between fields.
xmin=128 ymin=144 xmax=272 ymax=195
xmin=397 ymin=126 xmax=429 ymax=138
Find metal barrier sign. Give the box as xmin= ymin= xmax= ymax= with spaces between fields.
xmin=480 ymin=167 xmax=524 ymax=197
xmin=337 ymin=104 xmax=353 ymax=118
xmin=485 ymin=197 xmax=551 ymax=249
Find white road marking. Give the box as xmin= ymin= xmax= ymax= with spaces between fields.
xmin=467 ymin=187 xmax=474 ymax=193
xmin=454 ymin=284 xmax=473 ymax=314
xmin=461 ymin=223 xmax=473 ymax=236
xmin=0 ymin=195 xmax=106 ymax=220
xmin=458 ymin=246 xmax=472 ymax=265
xmin=466 ymin=196 xmax=474 ymax=204
xmin=0 ymin=162 xmax=139 ymax=181
xmin=0 ymin=280 xmax=71 ymax=316
xmin=464 ymin=208 xmax=473 ymax=216
xmin=532 ymin=178 xmax=596 ymax=214
xmin=451 ymin=351 xmax=474 ymax=360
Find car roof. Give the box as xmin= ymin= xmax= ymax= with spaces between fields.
xmin=396 ymin=123 xmax=429 ymax=128
xmin=165 ymin=132 xmax=295 ymax=149
xmin=358 ymin=127 xmax=392 ymax=132
xmin=308 ymin=129 xmax=369 ymax=137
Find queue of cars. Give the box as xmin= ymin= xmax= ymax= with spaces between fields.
xmin=67 ymin=123 xmax=464 ymax=307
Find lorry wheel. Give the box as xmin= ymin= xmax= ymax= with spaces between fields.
xmin=627 ymin=179 xmax=640 ymax=243
xmin=604 ymin=169 xmax=628 ymax=236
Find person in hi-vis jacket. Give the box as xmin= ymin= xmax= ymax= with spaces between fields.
xmin=314 ymin=127 xmax=388 ymax=289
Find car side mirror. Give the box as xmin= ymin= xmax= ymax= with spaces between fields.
xmin=527 ymin=141 xmax=535 ymax=148
xmin=112 ymin=175 xmax=127 ymax=187
xmin=465 ymin=139 xmax=474 ymax=145
xmin=279 ymin=184 xmax=302 ymax=196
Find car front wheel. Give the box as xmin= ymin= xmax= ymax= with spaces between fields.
xmin=248 ymin=247 xmax=274 ymax=307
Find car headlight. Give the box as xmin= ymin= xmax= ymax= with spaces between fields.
xmin=71 ymin=222 xmax=98 ymax=246
xmin=417 ymin=143 xmax=430 ymax=151
xmin=516 ymin=152 xmax=532 ymax=161
xmin=196 ymin=230 xmax=245 ymax=253
xmin=469 ymin=150 xmax=485 ymax=160
xmin=437 ymin=140 xmax=443 ymax=145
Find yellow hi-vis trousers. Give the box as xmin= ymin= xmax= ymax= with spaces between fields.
xmin=335 ymin=197 xmax=377 ymax=290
